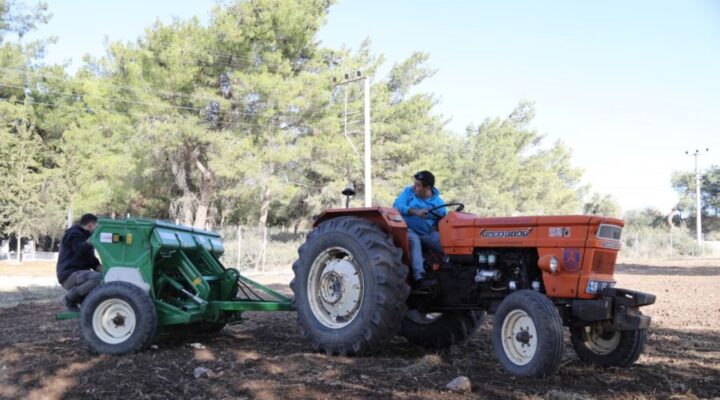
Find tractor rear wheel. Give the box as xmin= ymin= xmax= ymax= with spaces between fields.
xmin=492 ymin=290 xmax=564 ymax=377
xmin=291 ymin=216 xmax=410 ymax=355
xmin=570 ymin=323 xmax=647 ymax=367
xmin=80 ymin=282 xmax=157 ymax=355
xmin=399 ymin=310 xmax=483 ymax=349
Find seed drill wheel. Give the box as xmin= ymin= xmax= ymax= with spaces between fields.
xmin=80 ymin=282 xmax=158 ymax=355
xmin=492 ymin=290 xmax=564 ymax=377
xmin=291 ymin=216 xmax=410 ymax=355
xmin=399 ymin=310 xmax=484 ymax=349
xmin=570 ymin=323 xmax=647 ymax=367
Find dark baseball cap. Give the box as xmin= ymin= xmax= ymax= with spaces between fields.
xmin=413 ymin=170 xmax=435 ymax=187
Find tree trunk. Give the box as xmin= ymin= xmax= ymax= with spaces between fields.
xmin=255 ymin=185 xmax=272 ymax=271
xmin=170 ymin=153 xmax=195 ymax=226
xmin=236 ymin=225 xmax=242 ymax=270
xmin=193 ymin=159 xmax=214 ymax=229
xmin=16 ymin=231 xmax=22 ymax=263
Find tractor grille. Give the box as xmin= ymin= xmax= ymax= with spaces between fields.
xmin=591 ymin=251 xmax=616 ymax=275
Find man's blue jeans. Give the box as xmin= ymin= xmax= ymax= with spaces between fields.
xmin=407 ymin=230 xmax=442 ymax=281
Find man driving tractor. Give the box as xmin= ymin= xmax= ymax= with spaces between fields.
xmin=393 ymin=170 xmax=446 ymax=290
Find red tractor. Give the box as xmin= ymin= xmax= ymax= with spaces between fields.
xmin=291 ymin=204 xmax=655 ymax=377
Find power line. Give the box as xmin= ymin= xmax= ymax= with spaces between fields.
xmin=0 ymin=66 xmax=333 ymax=119
xmin=0 ymin=81 xmax=299 ymax=121
xmin=0 ymin=96 xmax=57 ymax=109
xmin=0 ymin=95 xmax=311 ymax=132
xmin=0 ymin=82 xmax=207 ymax=112
xmin=0 ymin=66 xmax=248 ymax=111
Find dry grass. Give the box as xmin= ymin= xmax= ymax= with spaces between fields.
xmin=0 ymin=261 xmax=57 ymax=277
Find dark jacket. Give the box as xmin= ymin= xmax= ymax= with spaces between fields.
xmin=56 ymin=225 xmax=101 ymax=284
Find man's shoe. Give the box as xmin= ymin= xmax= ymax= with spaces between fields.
xmin=64 ymin=297 xmax=80 ymax=312
xmin=413 ymin=277 xmax=438 ymax=291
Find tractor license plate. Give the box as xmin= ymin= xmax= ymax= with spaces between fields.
xmin=586 ymin=280 xmax=615 ymax=294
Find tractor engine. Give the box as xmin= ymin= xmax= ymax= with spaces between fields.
xmin=434 ymin=248 xmax=541 ymax=310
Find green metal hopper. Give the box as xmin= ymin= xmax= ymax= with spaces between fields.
xmin=58 ymin=218 xmax=294 ymax=354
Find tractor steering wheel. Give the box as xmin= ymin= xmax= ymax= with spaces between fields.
xmin=426 ymin=202 xmax=465 ymax=219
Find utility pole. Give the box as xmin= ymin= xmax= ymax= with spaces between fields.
xmin=334 ymin=71 xmax=372 ymax=207
xmin=685 ymin=148 xmax=709 ymax=246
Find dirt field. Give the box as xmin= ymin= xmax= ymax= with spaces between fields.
xmin=1 ymin=260 xmax=719 ymax=399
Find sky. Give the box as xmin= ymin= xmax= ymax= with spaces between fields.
xmin=25 ymin=0 xmax=720 ymax=213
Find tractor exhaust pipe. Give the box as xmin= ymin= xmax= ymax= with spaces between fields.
xmin=342 ymin=183 xmax=356 ymax=208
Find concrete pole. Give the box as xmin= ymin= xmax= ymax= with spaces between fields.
xmin=344 ymin=86 xmax=348 ymax=138
xmin=333 ymin=72 xmax=372 ymax=206
xmin=687 ymin=148 xmax=708 ymax=246
xmin=363 ymin=76 xmax=372 ymax=207
xmin=695 ymin=154 xmax=702 ymax=245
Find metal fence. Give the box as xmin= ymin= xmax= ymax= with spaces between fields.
xmin=620 ymin=229 xmax=717 ymax=259
xmin=0 ymin=251 xmax=59 ymax=262
xmin=217 ymin=225 xmax=307 ymax=271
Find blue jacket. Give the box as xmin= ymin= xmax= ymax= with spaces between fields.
xmin=393 ymin=185 xmax=447 ymax=235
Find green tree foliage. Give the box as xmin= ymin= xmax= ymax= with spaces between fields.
xmin=583 ymin=192 xmax=621 ymax=217
xmin=442 ymin=101 xmax=583 ymax=216
xmin=623 ymin=208 xmax=669 ymax=229
xmin=0 ymin=0 xmax=49 ymax=39
xmin=672 ymin=166 xmax=720 ymax=216
xmin=621 ymin=207 xmax=702 ymax=257
xmin=0 ymin=0 xmax=591 ymax=251
xmin=0 ymin=1 xmax=64 ymax=257
xmin=0 ymin=118 xmax=43 ymax=256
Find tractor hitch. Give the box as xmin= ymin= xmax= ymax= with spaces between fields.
xmin=571 ymin=288 xmax=655 ymax=331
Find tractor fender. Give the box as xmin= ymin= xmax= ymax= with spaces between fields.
xmin=313 ymin=207 xmax=411 ymax=266
xmin=104 ymin=267 xmax=151 ymax=292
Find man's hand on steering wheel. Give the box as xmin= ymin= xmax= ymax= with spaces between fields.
xmin=408 ymin=208 xmax=429 ymax=218
xmin=426 ymin=203 xmax=465 ymax=219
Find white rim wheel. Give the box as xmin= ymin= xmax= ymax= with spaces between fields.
xmin=581 ymin=324 xmax=621 ymax=355
xmin=92 ymin=299 xmax=137 ymax=344
xmin=307 ymin=247 xmax=364 ymax=329
xmin=501 ymin=309 xmax=538 ymax=366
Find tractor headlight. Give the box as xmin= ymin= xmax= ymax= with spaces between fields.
xmin=538 ymin=254 xmax=561 ymax=274
xmin=586 ymin=280 xmax=615 ymax=294
xmin=549 ymin=256 xmax=559 ymax=273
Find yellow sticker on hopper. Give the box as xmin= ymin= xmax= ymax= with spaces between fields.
xmin=192 ymin=277 xmax=202 ymax=286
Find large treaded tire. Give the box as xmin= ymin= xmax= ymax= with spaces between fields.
xmin=80 ymin=282 xmax=157 ymax=355
xmin=570 ymin=323 xmax=647 ymax=367
xmin=492 ymin=290 xmax=564 ymax=377
xmin=400 ymin=310 xmax=483 ymax=349
xmin=290 ymin=216 xmax=410 ymax=355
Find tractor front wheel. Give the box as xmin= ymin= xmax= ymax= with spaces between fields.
xmin=570 ymin=323 xmax=647 ymax=367
xmin=492 ymin=290 xmax=564 ymax=377
xmin=80 ymin=282 xmax=157 ymax=355
xmin=291 ymin=216 xmax=410 ymax=355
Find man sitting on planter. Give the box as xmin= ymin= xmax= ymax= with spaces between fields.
xmin=56 ymin=213 xmax=102 ymax=311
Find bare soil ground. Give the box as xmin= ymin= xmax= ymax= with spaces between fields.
xmin=1 ymin=260 xmax=719 ymax=400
